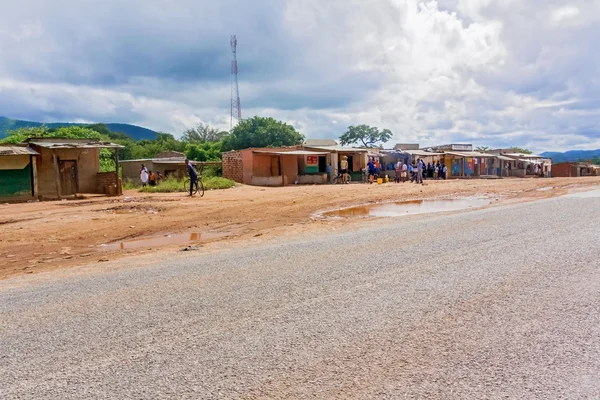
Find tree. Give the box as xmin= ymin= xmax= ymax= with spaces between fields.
xmin=222 ymin=116 xmax=304 ymax=151
xmin=339 ymin=125 xmax=392 ymax=148
xmin=592 ymin=156 xmax=600 ymax=165
xmin=476 ymin=146 xmax=490 ymax=152
xmin=182 ymin=123 xmax=228 ymax=143
xmin=513 ymin=147 xmax=533 ymax=154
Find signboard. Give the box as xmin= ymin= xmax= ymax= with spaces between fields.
xmin=306 ymin=155 xmax=319 ymax=166
xmin=452 ymin=144 xmax=473 ymax=151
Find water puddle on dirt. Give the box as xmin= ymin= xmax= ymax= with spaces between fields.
xmin=101 ymin=232 xmax=227 ymax=251
xmin=323 ymin=198 xmax=491 ymax=219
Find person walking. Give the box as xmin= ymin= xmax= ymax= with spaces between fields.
xmin=185 ymin=159 xmax=198 ymax=196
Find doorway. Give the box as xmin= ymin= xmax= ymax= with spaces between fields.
xmin=270 ymin=156 xmax=280 ymax=176
xmin=59 ymin=160 xmax=78 ymax=195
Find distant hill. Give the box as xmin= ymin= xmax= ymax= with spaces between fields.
xmin=541 ymin=149 xmax=600 ymax=163
xmin=0 ymin=117 xmax=157 ymax=141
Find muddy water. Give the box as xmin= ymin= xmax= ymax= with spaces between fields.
xmin=324 ymin=198 xmax=490 ymax=218
xmin=103 ymin=232 xmax=226 ymax=250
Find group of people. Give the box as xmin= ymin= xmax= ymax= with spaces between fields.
xmin=139 ymin=164 xmax=163 ymax=187
xmin=393 ymin=159 xmax=448 ymax=184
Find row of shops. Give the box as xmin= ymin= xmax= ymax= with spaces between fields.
xmin=222 ymin=142 xmax=553 ymax=186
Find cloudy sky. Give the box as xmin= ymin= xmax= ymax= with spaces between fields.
xmin=1 ymin=0 xmax=599 ymax=151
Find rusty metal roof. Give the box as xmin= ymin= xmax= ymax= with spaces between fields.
xmin=0 ymin=145 xmax=40 ymax=156
xmin=25 ymin=138 xmax=123 ymax=149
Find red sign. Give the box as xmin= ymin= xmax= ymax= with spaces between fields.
xmin=306 ymin=156 xmax=319 ymax=165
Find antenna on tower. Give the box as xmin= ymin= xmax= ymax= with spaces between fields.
xmin=230 ymin=34 xmax=242 ymax=131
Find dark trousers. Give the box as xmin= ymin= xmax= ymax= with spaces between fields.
xmin=189 ymin=178 xmax=197 ymax=195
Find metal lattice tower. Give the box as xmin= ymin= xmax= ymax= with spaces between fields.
xmin=230 ymin=34 xmax=242 ymax=131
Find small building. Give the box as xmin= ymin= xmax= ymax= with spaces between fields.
xmin=119 ymin=152 xmax=211 ymax=182
xmin=552 ymin=162 xmax=599 ymax=177
xmin=302 ymin=142 xmax=370 ymax=182
xmin=0 ymin=145 xmax=40 ymax=202
xmin=222 ymin=146 xmax=333 ymax=186
xmin=491 ymin=151 xmax=549 ymax=178
xmin=25 ymin=138 xmax=123 ymax=199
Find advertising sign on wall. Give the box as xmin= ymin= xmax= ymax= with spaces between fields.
xmin=306 ymin=156 xmax=319 ymax=166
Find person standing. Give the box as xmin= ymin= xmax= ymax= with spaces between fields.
xmin=340 ymin=156 xmax=349 ymax=184
xmin=367 ymin=158 xmax=376 ymax=183
xmin=185 ymin=159 xmax=198 ymax=196
xmin=442 ymin=164 xmax=448 ymax=180
xmin=416 ymin=159 xmax=424 ymax=184
xmin=402 ymin=162 xmax=408 ymax=182
xmin=140 ymin=164 xmax=149 ymax=187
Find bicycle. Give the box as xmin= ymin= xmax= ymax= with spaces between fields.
xmin=331 ymin=171 xmax=352 ymax=184
xmin=183 ymin=164 xmax=205 ymax=197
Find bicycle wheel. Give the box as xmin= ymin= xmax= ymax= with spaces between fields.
xmin=198 ymin=180 xmax=205 ymax=197
xmin=183 ymin=178 xmax=190 ymax=192
xmin=346 ymin=174 xmax=352 ymax=183
xmin=330 ymin=175 xmax=338 ymax=184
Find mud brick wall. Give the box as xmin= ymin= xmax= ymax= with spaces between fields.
xmin=222 ymin=151 xmax=243 ymax=183
xmin=97 ymin=172 xmax=122 ymax=195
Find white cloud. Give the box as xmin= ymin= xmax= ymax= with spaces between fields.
xmin=1 ymin=0 xmax=600 ymax=152
xmin=551 ymin=5 xmax=580 ymax=25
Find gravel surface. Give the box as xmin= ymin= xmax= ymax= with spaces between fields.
xmin=1 ymin=192 xmax=600 ymax=399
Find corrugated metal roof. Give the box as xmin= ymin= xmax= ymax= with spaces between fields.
xmin=253 ymin=150 xmax=328 ymax=156
xmin=120 ymin=158 xmax=203 ymax=164
xmin=0 ymin=145 xmax=40 ymax=156
xmin=503 ymin=153 xmax=543 ymax=158
xmin=303 ymin=139 xmax=338 ymax=146
xmin=303 ymin=145 xmax=369 ymax=153
xmin=26 ymin=138 xmax=123 ymax=149
xmin=445 ymin=151 xmax=496 ymax=158
xmin=401 ymin=150 xmax=443 ymax=156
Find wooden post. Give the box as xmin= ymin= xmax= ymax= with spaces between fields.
xmin=52 ymin=150 xmax=62 ymax=199
xmin=114 ymin=148 xmax=121 ymax=195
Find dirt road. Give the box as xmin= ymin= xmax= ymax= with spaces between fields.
xmin=1 ymin=177 xmax=599 ymax=279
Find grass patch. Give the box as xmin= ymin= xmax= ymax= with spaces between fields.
xmin=137 ymin=176 xmax=236 ymax=193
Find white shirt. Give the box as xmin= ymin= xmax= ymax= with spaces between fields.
xmin=140 ymin=170 xmax=149 ymax=183
xmin=402 ymin=164 xmax=408 ymax=171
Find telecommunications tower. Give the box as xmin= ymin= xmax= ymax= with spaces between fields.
xmin=230 ymin=34 xmax=242 ymax=131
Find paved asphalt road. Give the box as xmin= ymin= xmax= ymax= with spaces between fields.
xmin=1 ymin=191 xmax=600 ymax=399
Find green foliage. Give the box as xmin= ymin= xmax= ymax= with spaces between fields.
xmin=513 ymin=147 xmax=533 ymax=154
xmin=185 ymin=142 xmax=222 ymax=162
xmin=339 ymin=125 xmax=392 ymax=148
xmin=136 ymin=176 xmax=235 ymax=193
xmin=222 ymin=116 xmax=304 ymax=151
xmin=0 ymin=116 xmax=157 ymax=141
xmin=183 ymin=123 xmax=229 ymax=143
xmin=592 ymin=156 xmax=600 ymax=165
xmin=0 ymin=125 xmax=103 ymax=144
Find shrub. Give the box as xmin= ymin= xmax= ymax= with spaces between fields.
xmin=137 ymin=176 xmax=235 ymax=193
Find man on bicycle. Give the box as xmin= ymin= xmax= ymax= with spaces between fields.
xmin=185 ymin=159 xmax=197 ymax=196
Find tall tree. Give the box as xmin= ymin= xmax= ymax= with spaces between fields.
xmin=222 ymin=116 xmax=304 ymax=151
xmin=339 ymin=125 xmax=392 ymax=148
xmin=183 ymin=123 xmax=228 ymax=143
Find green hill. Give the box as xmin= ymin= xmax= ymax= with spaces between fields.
xmin=0 ymin=117 xmax=157 ymax=141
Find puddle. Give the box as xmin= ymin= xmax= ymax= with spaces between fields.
xmin=564 ymin=189 xmax=600 ymax=199
xmin=323 ymin=198 xmax=491 ymax=218
xmin=101 ymin=232 xmax=227 ymax=250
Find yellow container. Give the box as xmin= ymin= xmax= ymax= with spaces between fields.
xmin=377 ymin=178 xmax=383 ymax=184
